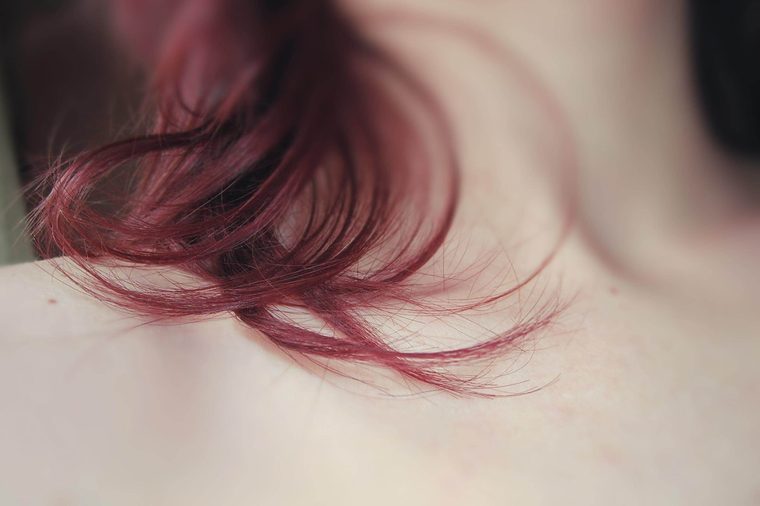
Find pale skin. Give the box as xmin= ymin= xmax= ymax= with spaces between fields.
xmin=2 ymin=0 xmax=760 ymax=504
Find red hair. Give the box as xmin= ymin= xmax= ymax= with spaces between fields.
xmin=29 ymin=0 xmax=566 ymax=395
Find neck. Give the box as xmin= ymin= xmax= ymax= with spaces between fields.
xmin=352 ymin=0 xmax=757 ymax=301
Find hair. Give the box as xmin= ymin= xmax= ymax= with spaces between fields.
xmin=28 ymin=0 xmax=565 ymax=396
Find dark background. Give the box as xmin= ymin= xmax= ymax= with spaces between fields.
xmin=0 ymin=0 xmax=141 ymax=187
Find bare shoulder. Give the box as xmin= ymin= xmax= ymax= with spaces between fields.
xmin=0 ymin=257 xmax=273 ymax=393
xmin=0 ymin=258 xmax=120 ymax=340
xmin=0 ymin=258 xmax=297 ymax=505
xmin=0 ymin=257 xmax=84 ymax=304
xmin=0 ymin=257 xmax=226 ymax=341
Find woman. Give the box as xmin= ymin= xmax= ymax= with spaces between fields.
xmin=2 ymin=0 xmax=759 ymax=503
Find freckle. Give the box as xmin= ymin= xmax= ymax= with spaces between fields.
xmin=609 ymin=287 xmax=619 ymax=296
xmin=48 ymin=298 xmax=58 ymax=304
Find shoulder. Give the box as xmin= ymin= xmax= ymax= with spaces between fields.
xmin=0 ymin=258 xmax=292 ymax=504
xmin=0 ymin=258 xmax=272 ymax=378
xmin=0 ymin=257 xmax=79 ymax=301
xmin=0 ymin=259 xmax=391 ymax=505
xmin=0 ymin=258 xmax=115 ymax=340
xmin=0 ymin=257 xmax=222 ymax=341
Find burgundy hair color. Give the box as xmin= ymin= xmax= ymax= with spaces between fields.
xmin=29 ymin=0 xmax=567 ymax=395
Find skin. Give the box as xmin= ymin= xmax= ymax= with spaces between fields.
xmin=2 ymin=0 xmax=760 ymax=504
